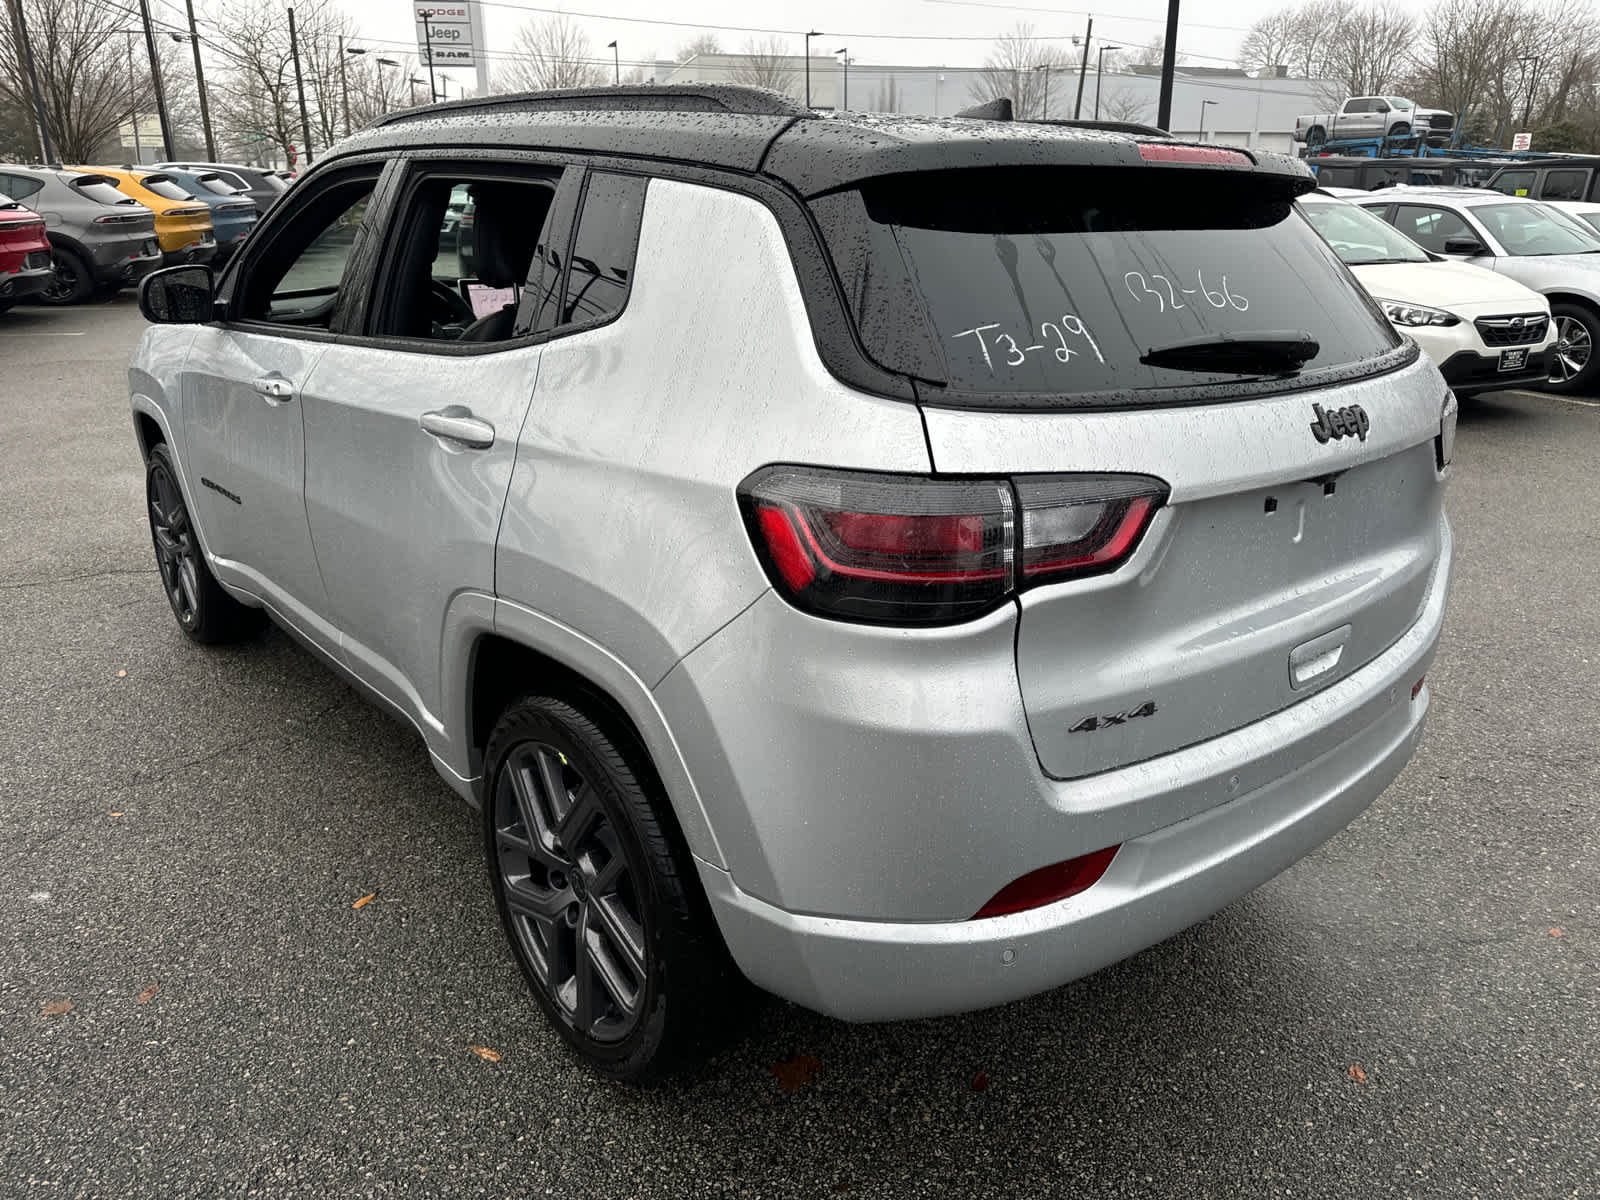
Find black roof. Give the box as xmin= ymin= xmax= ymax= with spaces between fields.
xmin=336 ymin=84 xmax=1312 ymax=197
xmin=1485 ymin=156 xmax=1600 ymax=171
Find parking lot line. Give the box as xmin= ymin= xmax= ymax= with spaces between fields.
xmin=1505 ymin=389 xmax=1600 ymax=407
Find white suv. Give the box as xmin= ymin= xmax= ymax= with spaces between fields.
xmin=1300 ymin=191 xmax=1556 ymax=396
xmin=128 ymin=87 xmax=1453 ymax=1079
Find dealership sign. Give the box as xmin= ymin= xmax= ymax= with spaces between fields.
xmin=415 ymin=2 xmax=478 ymax=68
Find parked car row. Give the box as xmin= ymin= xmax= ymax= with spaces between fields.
xmin=0 ymin=160 xmax=288 ymax=310
xmin=1301 ymin=186 xmax=1600 ymax=395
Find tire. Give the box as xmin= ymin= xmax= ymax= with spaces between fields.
xmin=145 ymin=443 xmax=266 ymax=644
xmin=1546 ymin=302 xmax=1600 ymax=395
xmin=483 ymin=694 xmax=734 ymax=1081
xmin=39 ymin=245 xmax=93 ymax=306
xmin=0 ymin=300 xmax=13 ymax=314
xmin=1388 ymin=122 xmax=1410 ymax=139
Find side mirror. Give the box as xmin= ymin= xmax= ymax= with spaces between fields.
xmin=139 ymin=264 xmax=216 ymax=324
xmin=1442 ymin=236 xmax=1487 ymax=255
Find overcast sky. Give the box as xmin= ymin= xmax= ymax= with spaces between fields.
xmin=313 ymin=0 xmax=1440 ymax=82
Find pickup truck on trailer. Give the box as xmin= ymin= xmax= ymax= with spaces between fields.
xmin=1294 ymin=96 xmax=1456 ymax=150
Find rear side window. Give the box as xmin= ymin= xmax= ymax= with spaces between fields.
xmin=1541 ymin=170 xmax=1590 ymax=200
xmin=1493 ymin=170 xmax=1536 ymax=197
xmin=561 ymin=172 xmax=646 ymax=327
xmin=0 ymin=172 xmax=42 ymax=202
xmin=812 ymin=166 xmax=1399 ymax=402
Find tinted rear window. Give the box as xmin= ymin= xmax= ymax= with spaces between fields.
xmin=139 ymin=175 xmax=194 ymax=201
xmin=196 ymin=175 xmax=239 ymax=196
xmin=813 ymin=166 xmax=1400 ymax=401
xmin=70 ymin=177 xmax=137 ymax=206
xmin=560 ymin=171 xmax=645 ymax=326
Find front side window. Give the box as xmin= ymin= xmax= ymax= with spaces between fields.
xmin=1473 ymin=201 xmax=1600 ymax=256
xmin=372 ymin=171 xmax=558 ymax=343
xmin=1388 ymin=205 xmax=1475 ymax=253
xmin=234 ymin=174 xmax=377 ymax=327
xmin=561 ymin=172 xmax=647 ymax=327
xmin=1541 ymin=170 xmax=1590 ymax=201
xmin=1492 ymin=170 xmax=1536 ymax=197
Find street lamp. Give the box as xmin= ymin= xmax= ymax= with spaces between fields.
xmin=372 ymin=57 xmax=398 ymax=114
xmin=340 ymin=41 xmax=372 ymax=136
xmin=1093 ymin=44 xmax=1123 ymax=121
xmin=1034 ymin=63 xmax=1051 ymax=120
xmin=608 ymin=40 xmax=619 ymax=85
xmin=804 ymin=30 xmax=820 ymax=109
xmin=836 ymin=48 xmax=848 ymax=111
xmin=1197 ymin=98 xmax=1218 ymax=140
xmin=409 ymin=76 xmax=425 ymax=107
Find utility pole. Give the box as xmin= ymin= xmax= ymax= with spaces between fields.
xmin=339 ymin=35 xmax=352 ymax=135
xmin=837 ymin=48 xmax=849 ymax=110
xmin=1156 ymin=0 xmax=1180 ymax=131
xmin=1072 ymin=16 xmax=1092 ymax=120
xmin=288 ymin=6 xmax=313 ymax=163
xmin=8 ymin=0 xmax=55 ymax=162
xmin=422 ymin=13 xmax=438 ymax=102
xmin=183 ymin=0 xmax=217 ymax=159
xmin=608 ymin=40 xmax=618 ymax=85
xmin=136 ymin=0 xmax=176 ymax=159
xmin=126 ymin=33 xmax=143 ymax=162
xmin=804 ymin=30 xmax=819 ymax=109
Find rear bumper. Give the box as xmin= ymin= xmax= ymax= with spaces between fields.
xmin=162 ymin=241 xmax=217 ymax=267
xmin=692 ymin=513 xmax=1452 ymax=1022
xmin=1438 ymin=347 xmax=1551 ymax=395
xmin=0 ymin=263 xmax=52 ymax=299
xmin=85 ymin=235 xmax=163 ymax=285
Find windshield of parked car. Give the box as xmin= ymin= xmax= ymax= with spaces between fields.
xmin=1474 ymin=202 xmax=1600 ymax=255
xmin=1301 ymin=198 xmax=1431 ymax=265
xmin=812 ymin=165 xmax=1400 ymax=401
xmin=1386 ymin=97 xmax=1413 ymax=109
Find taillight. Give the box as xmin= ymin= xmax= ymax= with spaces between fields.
xmin=94 ymin=213 xmax=145 ymax=224
xmin=1436 ymin=390 xmax=1458 ymax=470
xmin=739 ymin=466 xmax=1166 ymax=626
xmin=972 ymin=845 xmax=1121 ymax=919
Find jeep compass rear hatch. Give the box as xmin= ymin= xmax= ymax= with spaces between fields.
xmin=812 ymin=159 xmax=1446 ymax=778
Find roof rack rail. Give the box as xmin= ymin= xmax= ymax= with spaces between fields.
xmin=369 ymin=83 xmax=810 ymax=128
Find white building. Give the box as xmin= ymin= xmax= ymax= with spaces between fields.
xmin=663 ymin=54 xmax=1330 ymax=155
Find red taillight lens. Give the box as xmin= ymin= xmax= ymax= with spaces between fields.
xmin=973 ymin=845 xmax=1121 ymax=919
xmin=1138 ymin=143 xmax=1252 ymax=165
xmin=739 ymin=467 xmax=1167 ymax=625
xmin=740 ymin=467 xmax=1013 ymax=624
xmin=1017 ymin=475 xmax=1165 ymax=582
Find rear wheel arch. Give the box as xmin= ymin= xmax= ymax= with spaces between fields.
xmin=133 ymin=412 xmax=165 ymax=460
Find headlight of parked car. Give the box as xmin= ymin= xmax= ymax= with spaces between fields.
xmin=1377 ymin=299 xmax=1460 ymax=327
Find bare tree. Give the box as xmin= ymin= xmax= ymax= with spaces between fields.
xmin=1100 ymin=87 xmax=1154 ymax=123
xmin=1322 ymin=1 xmax=1416 ymax=97
xmin=1238 ymin=10 xmax=1301 ymax=76
xmin=677 ymin=34 xmax=721 ymax=62
xmin=0 ymin=0 xmax=182 ymax=162
xmin=1128 ymin=34 xmax=1191 ymax=70
xmin=970 ymin=24 xmax=1073 ymax=120
xmin=730 ymin=36 xmax=797 ymax=96
xmin=501 ymin=15 xmax=606 ymax=92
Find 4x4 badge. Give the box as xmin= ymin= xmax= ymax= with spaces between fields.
xmin=1309 ymin=402 xmax=1370 ymax=444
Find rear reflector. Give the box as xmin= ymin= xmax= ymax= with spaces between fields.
xmin=973 ymin=846 xmax=1121 ymax=919
xmin=1138 ymin=143 xmax=1251 ymax=166
xmin=740 ymin=467 xmax=1167 ymax=626
xmin=1411 ymin=675 xmax=1426 ymax=700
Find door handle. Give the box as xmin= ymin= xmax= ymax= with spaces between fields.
xmin=252 ymin=375 xmax=295 ymax=404
xmin=420 ymin=406 xmax=495 ymax=449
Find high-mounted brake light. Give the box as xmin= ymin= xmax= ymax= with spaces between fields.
xmin=973 ymin=846 xmax=1121 ymax=919
xmin=1137 ymin=143 xmax=1251 ymax=166
xmin=739 ymin=467 xmax=1167 ymax=626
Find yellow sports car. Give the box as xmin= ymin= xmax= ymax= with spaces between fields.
xmin=76 ymin=167 xmax=215 ymax=266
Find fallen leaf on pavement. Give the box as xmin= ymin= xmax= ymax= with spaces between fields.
xmin=351 ymin=892 xmax=376 ymax=909
xmin=971 ymin=1068 xmax=989 ymax=1092
xmin=1348 ymin=1064 xmax=1367 ymax=1084
xmin=1550 ymin=927 xmax=1564 ymax=938
xmin=137 ymin=983 xmax=159 ymax=1004
xmin=468 ymin=1045 xmax=501 ymax=1062
xmin=40 ymin=999 xmax=74 ymax=1017
xmin=770 ymin=1053 xmax=823 ymax=1092
xmin=109 ymin=812 xmax=124 ymax=818
xmin=117 ymin=670 xmax=127 ymax=678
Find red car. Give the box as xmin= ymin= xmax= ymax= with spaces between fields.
xmin=0 ymin=192 xmax=52 ymax=311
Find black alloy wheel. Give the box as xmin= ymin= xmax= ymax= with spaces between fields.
xmin=144 ymin=443 xmax=264 ymax=643
xmin=40 ymin=246 xmax=92 ymax=305
xmin=485 ymin=696 xmax=732 ymax=1079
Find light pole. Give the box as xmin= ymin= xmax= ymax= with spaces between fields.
xmin=836 ymin=48 xmax=848 ymax=111
xmin=1197 ymin=98 xmax=1217 ymax=140
xmin=1034 ymin=63 xmax=1050 ymax=120
xmin=608 ymin=40 xmax=619 ymax=85
xmin=8 ymin=0 xmax=55 ymax=161
xmin=1072 ymin=16 xmax=1093 ymax=118
xmin=804 ymin=30 xmax=820 ymax=109
xmin=136 ymin=0 xmax=176 ymax=159
xmin=439 ymin=73 xmax=453 ymax=101
xmin=340 ymin=39 xmax=358 ymax=135
xmin=408 ymin=76 xmax=425 ymax=106
xmin=374 ymin=57 xmax=398 ymax=113
xmin=1093 ymin=44 xmax=1122 ymax=121
xmin=1157 ymin=0 xmax=1180 ymax=130
xmin=287 ymin=5 xmax=312 ymax=163
xmin=179 ymin=0 xmax=216 ymax=158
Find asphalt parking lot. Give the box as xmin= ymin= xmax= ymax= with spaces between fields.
xmin=2 ymin=294 xmax=1597 ymax=1199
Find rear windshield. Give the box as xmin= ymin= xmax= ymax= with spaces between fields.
xmin=196 ymin=175 xmax=240 ymax=196
xmin=70 ymin=177 xmax=139 ymax=206
xmin=139 ymin=175 xmax=195 ymax=201
xmin=813 ymin=166 xmax=1400 ymax=402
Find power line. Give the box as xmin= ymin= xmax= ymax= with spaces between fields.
xmin=921 ymin=0 xmax=1257 ymax=35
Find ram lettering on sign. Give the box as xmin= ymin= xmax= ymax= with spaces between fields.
xmin=415 ymin=1 xmax=477 ymax=69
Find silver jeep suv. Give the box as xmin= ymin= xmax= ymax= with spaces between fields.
xmin=129 ymin=86 xmax=1455 ymax=1079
